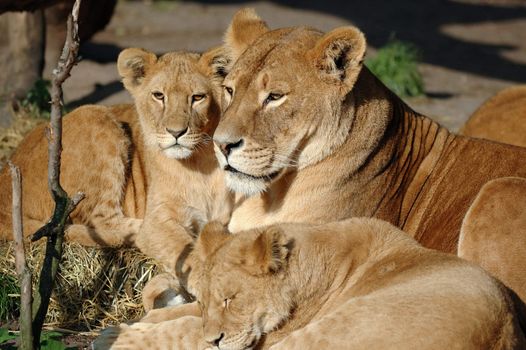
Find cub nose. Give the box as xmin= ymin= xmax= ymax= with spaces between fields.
xmin=206 ymin=332 xmax=224 ymax=346
xmin=217 ymin=139 xmax=243 ymax=158
xmin=166 ymin=127 xmax=188 ymax=139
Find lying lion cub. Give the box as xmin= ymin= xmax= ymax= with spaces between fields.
xmin=208 ymin=9 xmax=526 ymax=300
xmin=94 ymin=219 xmax=526 ymax=350
xmin=0 ymin=48 xmax=233 ymax=271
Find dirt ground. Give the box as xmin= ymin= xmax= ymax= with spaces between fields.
xmin=47 ymin=0 xmax=526 ymax=132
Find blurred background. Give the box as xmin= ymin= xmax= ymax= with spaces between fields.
xmin=1 ymin=0 xmax=525 ymax=130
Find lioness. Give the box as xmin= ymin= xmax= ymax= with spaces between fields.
xmin=209 ymin=9 xmax=526 ymax=300
xmin=0 ymin=48 xmax=233 ymax=266
xmin=94 ymin=219 xmax=526 ymax=350
xmin=461 ymin=85 xmax=526 ymax=147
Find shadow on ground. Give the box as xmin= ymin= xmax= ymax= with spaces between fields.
xmin=193 ymin=0 xmax=526 ymax=83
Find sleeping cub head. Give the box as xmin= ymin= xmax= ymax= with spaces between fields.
xmin=118 ymin=47 xmax=227 ymax=159
xmin=191 ymin=222 xmax=293 ymax=350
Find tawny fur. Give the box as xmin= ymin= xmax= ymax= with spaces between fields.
xmin=459 ymin=177 xmax=526 ymax=301
xmin=0 ymin=105 xmax=145 ymax=246
xmin=208 ymin=9 xmax=526 ymax=299
xmin=0 ymin=48 xmax=234 ymax=271
xmin=116 ymin=47 xmax=234 ymax=280
xmin=94 ymin=219 xmax=526 ymax=350
xmin=461 ymin=85 xmax=526 ymax=147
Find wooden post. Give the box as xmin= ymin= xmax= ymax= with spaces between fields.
xmin=9 ymin=162 xmax=34 ymax=350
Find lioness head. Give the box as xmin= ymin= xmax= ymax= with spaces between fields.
xmin=118 ymin=47 xmax=227 ymax=159
xmin=191 ymin=222 xmax=292 ymax=350
xmin=213 ymin=9 xmax=366 ymax=195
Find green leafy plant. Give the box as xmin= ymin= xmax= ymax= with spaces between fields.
xmin=0 ymin=273 xmax=20 ymax=322
xmin=21 ymin=79 xmax=52 ymax=120
xmin=39 ymin=331 xmax=75 ymax=350
xmin=366 ymin=40 xmax=424 ymax=98
xmin=0 ymin=329 xmax=75 ymax=350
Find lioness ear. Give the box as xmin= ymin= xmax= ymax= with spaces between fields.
xmin=194 ymin=221 xmax=230 ymax=261
xmin=241 ymin=227 xmax=290 ymax=275
xmin=117 ymin=48 xmax=157 ymax=91
xmin=307 ymin=26 xmax=366 ymax=93
xmin=224 ymin=8 xmax=270 ymax=61
xmin=198 ymin=46 xmax=232 ymax=86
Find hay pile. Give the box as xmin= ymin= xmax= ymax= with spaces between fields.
xmin=1 ymin=108 xmax=162 ymax=331
xmin=0 ymin=242 xmax=159 ymax=330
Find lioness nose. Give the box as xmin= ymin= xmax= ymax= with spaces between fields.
xmin=166 ymin=127 xmax=188 ymax=139
xmin=217 ymin=139 xmax=243 ymax=158
xmin=206 ymin=332 xmax=224 ymax=346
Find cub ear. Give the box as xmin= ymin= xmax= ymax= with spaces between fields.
xmin=240 ymin=227 xmax=290 ymax=276
xmin=117 ymin=48 xmax=157 ymax=91
xmin=194 ymin=221 xmax=230 ymax=261
xmin=198 ymin=46 xmax=232 ymax=86
xmin=224 ymin=8 xmax=269 ymax=61
xmin=307 ymin=26 xmax=366 ymax=93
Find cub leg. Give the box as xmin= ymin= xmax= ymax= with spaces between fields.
xmin=64 ymin=218 xmax=142 ymax=247
xmin=140 ymin=302 xmax=200 ymax=323
xmin=142 ymin=272 xmax=191 ymax=312
xmin=135 ymin=202 xmax=198 ymax=283
xmin=93 ymin=315 xmax=205 ymax=350
xmin=458 ymin=177 xmax=526 ymax=301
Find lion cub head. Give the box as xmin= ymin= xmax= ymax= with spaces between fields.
xmin=191 ymin=222 xmax=292 ymax=349
xmin=118 ymin=47 xmax=226 ymax=159
xmin=212 ymin=9 xmax=366 ymax=195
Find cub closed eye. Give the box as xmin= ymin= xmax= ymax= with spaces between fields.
xmin=223 ymin=298 xmax=232 ymax=309
xmin=192 ymin=94 xmax=206 ymax=103
xmin=152 ymin=91 xmax=164 ymax=101
xmin=264 ymin=92 xmax=284 ymax=106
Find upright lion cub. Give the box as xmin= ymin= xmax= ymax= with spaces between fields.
xmin=116 ymin=48 xmax=234 ymax=277
xmin=0 ymin=48 xmax=233 ymax=266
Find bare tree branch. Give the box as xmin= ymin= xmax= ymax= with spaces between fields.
xmin=30 ymin=0 xmax=84 ymax=346
xmin=9 ymin=162 xmax=33 ymax=350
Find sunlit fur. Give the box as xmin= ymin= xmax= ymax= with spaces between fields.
xmin=94 ymin=219 xmax=526 ymax=350
xmin=211 ymin=9 xmax=526 ymax=304
xmin=115 ymin=47 xmax=235 ymax=283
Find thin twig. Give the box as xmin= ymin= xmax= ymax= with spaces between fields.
xmin=30 ymin=0 xmax=84 ymax=347
xmin=9 ymin=162 xmax=33 ymax=350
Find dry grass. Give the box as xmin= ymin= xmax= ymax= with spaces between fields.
xmin=0 ymin=107 xmax=45 ymax=168
xmin=0 ymin=242 xmax=159 ymax=330
xmin=0 ymin=107 xmax=162 ymax=331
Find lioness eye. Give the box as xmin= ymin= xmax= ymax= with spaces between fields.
xmin=223 ymin=298 xmax=231 ymax=309
xmin=224 ymin=86 xmax=233 ymax=95
xmin=192 ymin=94 xmax=206 ymax=103
xmin=152 ymin=91 xmax=164 ymax=101
xmin=264 ymin=92 xmax=284 ymax=106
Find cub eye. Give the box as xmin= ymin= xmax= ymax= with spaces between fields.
xmin=152 ymin=91 xmax=164 ymax=101
xmin=224 ymin=86 xmax=233 ymax=95
xmin=264 ymin=92 xmax=284 ymax=106
xmin=192 ymin=94 xmax=206 ymax=103
xmin=223 ymin=298 xmax=231 ymax=309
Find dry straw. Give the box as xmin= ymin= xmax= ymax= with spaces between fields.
xmin=0 ymin=241 xmax=160 ymax=330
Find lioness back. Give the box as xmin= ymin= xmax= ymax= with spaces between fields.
xmin=0 ymin=104 xmax=145 ymax=245
xmin=461 ymin=85 xmax=526 ymax=147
